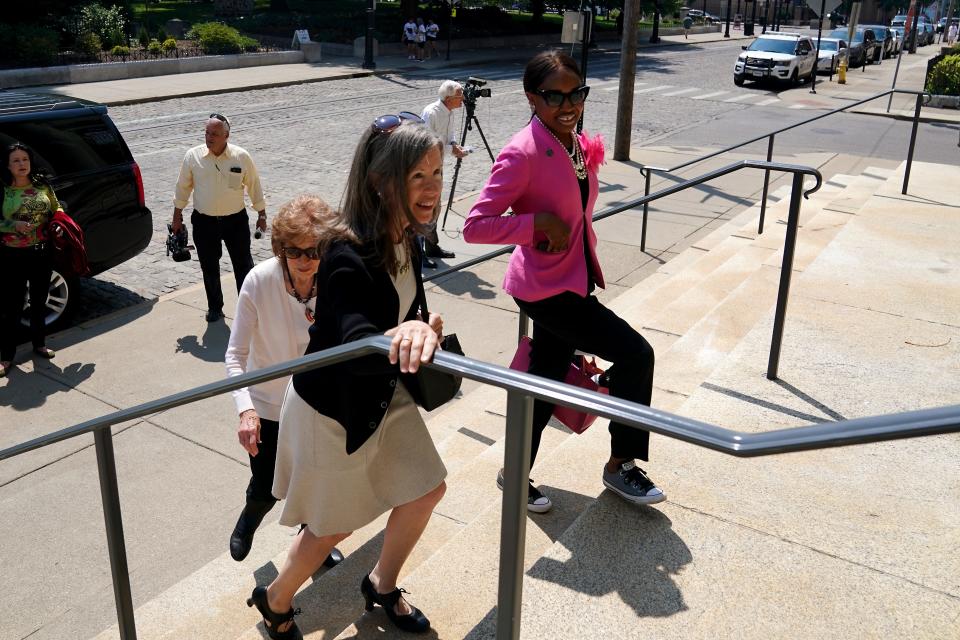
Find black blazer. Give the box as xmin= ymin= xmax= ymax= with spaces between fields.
xmin=292 ymin=238 xmax=427 ymax=454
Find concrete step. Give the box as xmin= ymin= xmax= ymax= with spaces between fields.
xmin=516 ymin=162 xmax=960 ymax=638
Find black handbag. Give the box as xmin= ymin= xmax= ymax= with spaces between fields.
xmin=408 ymin=287 xmax=464 ymax=411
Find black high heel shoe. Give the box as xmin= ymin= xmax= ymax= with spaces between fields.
xmin=360 ymin=574 xmax=430 ymax=633
xmin=246 ymin=586 xmax=302 ymax=640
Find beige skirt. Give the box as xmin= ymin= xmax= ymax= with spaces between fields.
xmin=273 ymin=381 xmax=447 ymax=537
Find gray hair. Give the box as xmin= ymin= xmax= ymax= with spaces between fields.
xmin=341 ymin=121 xmax=443 ymax=276
xmin=439 ymin=80 xmax=463 ymax=99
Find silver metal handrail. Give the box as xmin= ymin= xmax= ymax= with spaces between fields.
xmin=3 ymin=335 xmax=959 ymax=640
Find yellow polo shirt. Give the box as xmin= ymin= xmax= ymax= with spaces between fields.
xmin=173 ymin=143 xmax=266 ymax=216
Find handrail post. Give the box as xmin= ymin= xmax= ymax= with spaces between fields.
xmin=758 ymin=134 xmax=775 ymax=234
xmin=902 ymin=93 xmax=923 ymax=195
xmin=517 ymin=310 xmax=529 ymax=343
xmin=641 ymin=168 xmax=651 ymax=252
xmin=94 ymin=428 xmax=138 ymax=640
xmin=495 ymin=391 xmax=534 ymax=640
xmin=767 ymin=172 xmax=804 ymax=380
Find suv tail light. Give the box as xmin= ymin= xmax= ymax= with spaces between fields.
xmin=131 ymin=161 xmax=145 ymax=208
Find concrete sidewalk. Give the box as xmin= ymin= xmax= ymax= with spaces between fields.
xmin=34 ymin=31 xmax=754 ymax=107
xmin=777 ymin=43 xmax=960 ymax=124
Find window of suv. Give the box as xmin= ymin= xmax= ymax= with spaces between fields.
xmin=747 ymin=38 xmax=799 ymax=54
xmin=0 ymin=115 xmax=128 ymax=178
xmin=797 ymin=40 xmax=812 ymax=54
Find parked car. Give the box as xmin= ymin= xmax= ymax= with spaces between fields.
xmin=890 ymin=14 xmax=908 ymax=28
xmin=862 ymin=25 xmax=896 ymax=59
xmin=815 ymin=38 xmax=847 ymax=73
xmin=733 ymin=33 xmax=818 ymax=86
xmin=827 ymin=11 xmax=847 ymax=28
xmin=685 ymin=9 xmax=720 ymax=23
xmin=828 ymin=27 xmax=878 ymax=66
xmin=917 ymin=20 xmax=935 ymax=45
xmin=0 ymin=91 xmax=152 ymax=327
xmin=891 ymin=25 xmax=911 ymax=50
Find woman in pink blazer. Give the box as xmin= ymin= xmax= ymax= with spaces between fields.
xmin=464 ymin=51 xmax=665 ymax=512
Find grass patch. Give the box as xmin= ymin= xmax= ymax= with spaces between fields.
xmin=128 ymin=0 xmax=272 ymax=26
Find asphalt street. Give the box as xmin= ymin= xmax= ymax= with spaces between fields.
xmin=72 ymin=38 xmax=957 ymax=326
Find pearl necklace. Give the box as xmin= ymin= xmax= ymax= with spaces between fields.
xmin=536 ymin=116 xmax=587 ymax=180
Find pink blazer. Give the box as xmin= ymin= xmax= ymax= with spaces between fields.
xmin=463 ymin=117 xmax=605 ymax=303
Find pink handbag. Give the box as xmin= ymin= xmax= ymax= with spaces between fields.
xmin=509 ymin=336 xmax=608 ymax=434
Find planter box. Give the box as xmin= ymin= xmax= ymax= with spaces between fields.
xmin=927 ymin=94 xmax=960 ymax=109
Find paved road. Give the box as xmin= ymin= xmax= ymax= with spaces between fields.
xmin=71 ymin=38 xmax=957 ymax=326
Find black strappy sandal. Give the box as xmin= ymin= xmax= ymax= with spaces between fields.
xmin=246 ymin=586 xmax=302 ymax=640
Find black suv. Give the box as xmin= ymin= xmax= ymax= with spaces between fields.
xmin=0 ymin=91 xmax=152 ymax=327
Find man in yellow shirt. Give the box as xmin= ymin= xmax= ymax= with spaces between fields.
xmin=172 ymin=114 xmax=266 ymax=322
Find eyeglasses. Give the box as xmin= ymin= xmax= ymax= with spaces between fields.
xmin=534 ymin=85 xmax=591 ymax=108
xmin=372 ymin=111 xmax=424 ymax=135
xmin=282 ymin=246 xmax=320 ymax=260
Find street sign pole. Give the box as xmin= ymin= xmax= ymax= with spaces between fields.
xmin=811 ymin=0 xmax=826 ymax=93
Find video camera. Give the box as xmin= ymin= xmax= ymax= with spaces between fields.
xmin=166 ymin=223 xmax=191 ymax=262
xmin=462 ymin=77 xmax=492 ymax=103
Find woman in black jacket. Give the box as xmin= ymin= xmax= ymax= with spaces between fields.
xmin=246 ymin=115 xmax=447 ymax=639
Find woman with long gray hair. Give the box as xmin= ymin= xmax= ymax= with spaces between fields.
xmin=246 ymin=115 xmax=447 ymax=639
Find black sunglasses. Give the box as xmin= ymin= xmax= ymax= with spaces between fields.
xmin=282 ymin=246 xmax=320 ymax=260
xmin=534 ymin=85 xmax=591 ymax=108
xmin=209 ymin=112 xmax=231 ymax=130
xmin=372 ymin=111 xmax=424 ymax=135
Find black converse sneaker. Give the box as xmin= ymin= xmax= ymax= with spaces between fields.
xmin=496 ymin=468 xmax=552 ymax=513
xmin=602 ymin=461 xmax=666 ymax=505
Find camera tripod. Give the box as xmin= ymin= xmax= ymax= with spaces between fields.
xmin=441 ymin=98 xmax=495 ymax=231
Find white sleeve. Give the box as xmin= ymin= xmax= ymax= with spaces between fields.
xmin=225 ymin=278 xmax=259 ymax=415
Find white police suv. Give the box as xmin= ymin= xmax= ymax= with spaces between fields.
xmin=734 ymin=33 xmax=818 ymax=86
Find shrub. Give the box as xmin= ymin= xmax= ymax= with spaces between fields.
xmin=111 ymin=45 xmax=131 ymax=57
xmin=76 ymin=31 xmax=103 ymax=58
xmin=81 ymin=4 xmax=126 ymax=47
xmin=147 ymin=40 xmax=163 ymax=55
xmin=188 ymin=22 xmax=243 ymax=54
xmin=139 ymin=28 xmax=151 ymax=48
xmin=926 ymin=54 xmax=960 ymax=96
xmin=239 ymin=35 xmax=260 ymax=52
xmin=0 ymin=23 xmax=60 ymax=67
xmin=162 ymin=38 xmax=179 ymax=53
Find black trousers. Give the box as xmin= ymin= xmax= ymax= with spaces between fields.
xmin=0 ymin=244 xmax=52 ymax=362
xmin=191 ymin=209 xmax=254 ymax=314
xmin=246 ymin=417 xmax=280 ymax=504
xmin=514 ymin=292 xmax=655 ymax=468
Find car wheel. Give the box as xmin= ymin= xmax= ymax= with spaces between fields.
xmin=734 ymin=75 xmax=745 ymax=86
xmin=22 ymin=268 xmax=77 ymax=331
xmin=790 ymin=68 xmax=800 ymax=85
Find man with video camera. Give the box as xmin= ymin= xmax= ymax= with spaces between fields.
xmin=418 ymin=80 xmax=467 ymax=267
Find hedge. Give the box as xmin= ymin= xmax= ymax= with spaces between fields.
xmin=0 ymin=23 xmax=59 ymax=67
xmin=926 ymin=54 xmax=960 ymax=96
xmin=189 ymin=22 xmax=259 ymax=55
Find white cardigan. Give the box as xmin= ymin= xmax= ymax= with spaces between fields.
xmin=225 ymin=258 xmax=314 ymax=421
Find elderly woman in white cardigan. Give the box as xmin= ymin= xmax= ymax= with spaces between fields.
xmin=224 ymin=193 xmax=343 ymax=566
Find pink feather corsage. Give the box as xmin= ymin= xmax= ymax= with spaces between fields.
xmin=579 ymin=132 xmax=606 ymax=173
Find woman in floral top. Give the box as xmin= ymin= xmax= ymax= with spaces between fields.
xmin=1 ymin=142 xmax=60 ymax=377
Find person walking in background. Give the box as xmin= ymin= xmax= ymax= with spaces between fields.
xmin=683 ymin=14 xmax=693 ymax=38
xmin=403 ymin=17 xmax=418 ymax=60
xmin=463 ymin=51 xmax=665 ymax=514
xmin=948 ymin=21 xmax=958 ymax=45
xmin=171 ymin=113 xmax=266 ymax=323
xmin=415 ymin=18 xmax=427 ymax=61
xmin=246 ymin=117 xmax=447 ymax=638
xmin=225 ymin=194 xmax=343 ymax=569
xmin=419 ymin=80 xmax=465 ymax=268
xmin=0 ymin=143 xmax=60 ymax=377
xmin=426 ymin=19 xmax=440 ymax=59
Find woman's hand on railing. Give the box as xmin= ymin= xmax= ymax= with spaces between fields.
xmin=238 ymin=409 xmax=261 ymax=457
xmin=534 ymin=213 xmax=570 ymax=252
xmin=386 ymin=320 xmax=439 ymax=373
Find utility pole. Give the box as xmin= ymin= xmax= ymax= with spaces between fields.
xmin=725 ymin=0 xmax=733 ymax=36
xmin=614 ymin=0 xmax=641 ymax=161
xmin=650 ymin=0 xmax=662 ymax=42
